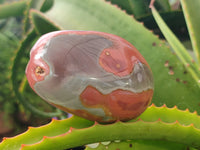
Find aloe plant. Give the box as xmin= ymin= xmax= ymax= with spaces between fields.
xmin=0 ymin=0 xmax=199 ymax=149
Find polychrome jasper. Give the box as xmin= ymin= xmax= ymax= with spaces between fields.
xmin=26 ymin=30 xmax=154 ymax=123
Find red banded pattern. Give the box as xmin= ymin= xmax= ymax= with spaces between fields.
xmin=26 ymin=30 xmax=154 ymax=123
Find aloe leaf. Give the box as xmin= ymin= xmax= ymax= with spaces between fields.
xmin=135 ymin=104 xmax=200 ymax=128
xmin=23 ymin=0 xmax=47 ymax=33
xmin=0 ymin=28 xmax=20 ymax=112
xmin=155 ymin=0 xmax=171 ymax=11
xmin=40 ymin=0 xmax=54 ymax=12
xmin=0 ymin=0 xmax=27 ymax=18
xmin=31 ymin=0 xmax=200 ymax=114
xmin=23 ymin=0 xmax=53 ymax=33
xmin=107 ymin=0 xmax=150 ymax=18
xmin=150 ymin=3 xmax=200 ymax=87
xmin=21 ymin=119 xmax=200 ymax=149
xmin=86 ymin=140 xmax=187 ymax=150
xmin=1 ymin=105 xmax=199 ymax=150
xmin=11 ymin=30 xmax=61 ymax=117
xmin=0 ymin=116 xmax=93 ymax=150
xmin=180 ymin=0 xmax=200 ymax=65
xmin=138 ymin=10 xmax=188 ymax=39
xmin=30 ymin=0 xmax=45 ymax=10
xmin=107 ymin=0 xmax=171 ymax=19
xmin=30 ymin=9 xmax=60 ymax=34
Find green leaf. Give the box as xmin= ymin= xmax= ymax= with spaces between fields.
xmin=180 ymin=0 xmax=200 ymax=65
xmin=23 ymin=0 xmax=50 ymax=33
xmin=155 ymin=0 xmax=171 ymax=11
xmin=11 ymin=30 xmax=61 ymax=117
xmin=30 ymin=0 xmax=45 ymax=10
xmin=21 ymin=120 xmax=200 ymax=150
xmin=107 ymin=0 xmax=150 ymax=18
xmin=150 ymin=4 xmax=200 ymax=87
xmin=1 ymin=105 xmax=199 ymax=150
xmin=107 ymin=0 xmax=171 ymax=19
xmin=0 ymin=116 xmax=93 ymax=150
xmin=0 ymin=0 xmax=27 ymax=18
xmin=0 ymin=27 xmax=19 ymax=105
xmin=138 ymin=10 xmax=189 ymax=39
xmin=31 ymin=0 xmax=200 ymax=114
xmin=40 ymin=0 xmax=54 ymax=12
xmin=23 ymin=0 xmax=46 ymax=33
xmin=0 ymin=0 xmax=4 ymax=4
xmin=30 ymin=9 xmax=60 ymax=35
xmin=86 ymin=140 xmax=187 ymax=150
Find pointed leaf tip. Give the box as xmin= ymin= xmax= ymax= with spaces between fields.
xmin=94 ymin=121 xmax=99 ymax=125
xmin=190 ymin=123 xmax=194 ymax=127
xmin=51 ymin=118 xmax=58 ymax=122
xmin=68 ymin=127 xmax=75 ymax=133
xmin=175 ymin=120 xmax=179 ymax=124
xmin=21 ymin=144 xmax=26 ymax=148
xmin=51 ymin=118 xmax=55 ymax=122
xmin=2 ymin=137 xmax=7 ymax=141
xmin=193 ymin=111 xmax=198 ymax=115
xmin=185 ymin=108 xmax=189 ymax=112
xmin=28 ymin=126 xmax=33 ymax=129
xmin=149 ymin=0 xmax=155 ymax=8
xmin=157 ymin=118 xmax=162 ymax=122
xmin=116 ymin=119 xmax=122 ymax=123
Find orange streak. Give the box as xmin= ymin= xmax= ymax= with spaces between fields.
xmin=80 ymin=86 xmax=153 ymax=122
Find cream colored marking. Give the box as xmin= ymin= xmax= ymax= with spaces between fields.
xmin=105 ymin=51 xmax=110 ymax=56
xmin=116 ymin=64 xmax=120 ymax=68
xmin=87 ymin=143 xmax=99 ymax=148
xmin=101 ymin=141 xmax=111 ymax=145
